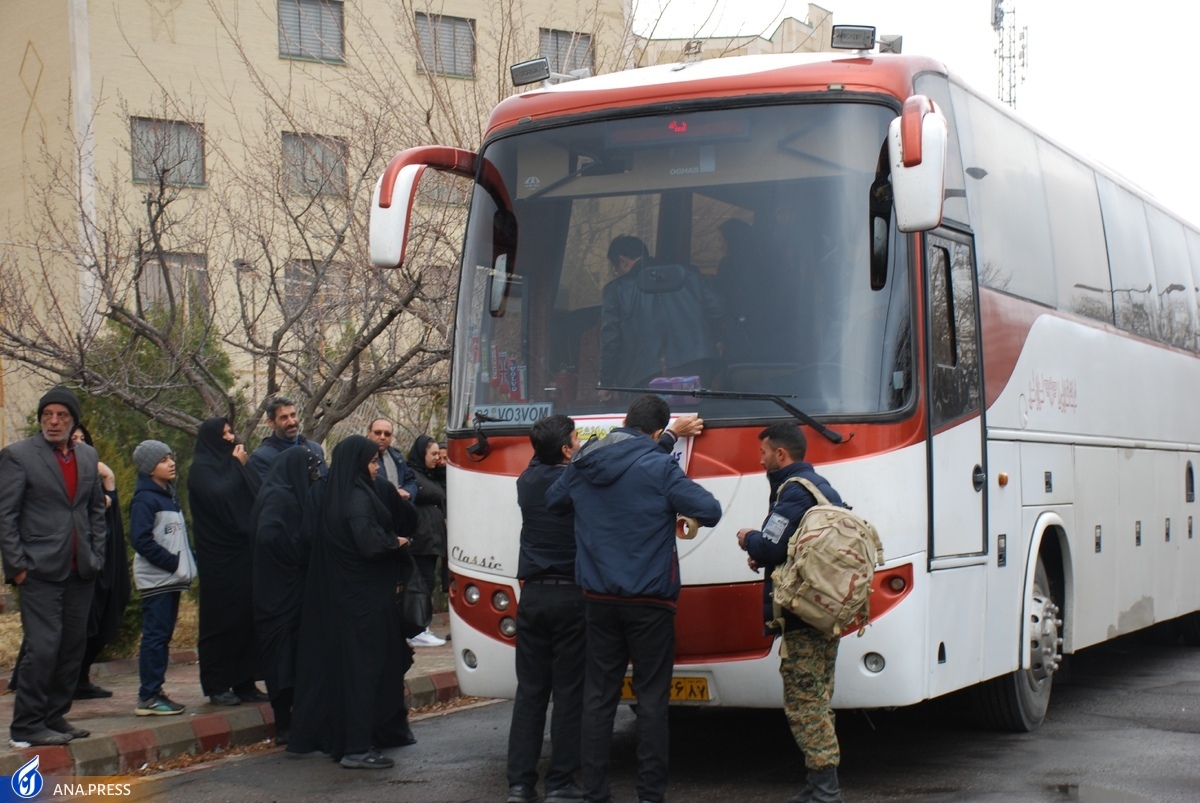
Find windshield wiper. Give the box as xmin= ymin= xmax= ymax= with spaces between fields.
xmin=598 ymin=386 xmax=847 ymax=444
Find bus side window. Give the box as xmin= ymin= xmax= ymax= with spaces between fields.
xmin=928 ymin=236 xmax=982 ymax=428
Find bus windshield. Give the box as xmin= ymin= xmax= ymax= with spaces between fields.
xmin=450 ymin=100 xmax=912 ymax=429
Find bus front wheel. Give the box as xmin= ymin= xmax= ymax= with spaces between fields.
xmin=972 ymin=557 xmax=1063 ymax=732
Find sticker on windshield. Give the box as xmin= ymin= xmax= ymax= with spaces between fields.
xmin=474 ymin=403 xmax=552 ymax=424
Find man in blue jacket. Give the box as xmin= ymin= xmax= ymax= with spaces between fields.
xmin=736 ymin=423 xmax=844 ymax=803
xmin=248 ymin=396 xmax=327 ymax=479
xmin=547 ymin=395 xmax=721 ymax=803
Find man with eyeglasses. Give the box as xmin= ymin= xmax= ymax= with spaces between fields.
xmin=0 ymin=387 xmax=107 ymax=747
xmin=367 ymin=418 xmax=418 ymax=501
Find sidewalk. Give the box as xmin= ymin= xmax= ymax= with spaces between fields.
xmin=0 ymin=613 xmax=458 ymax=778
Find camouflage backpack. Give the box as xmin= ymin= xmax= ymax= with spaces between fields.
xmin=769 ymin=477 xmax=884 ymax=639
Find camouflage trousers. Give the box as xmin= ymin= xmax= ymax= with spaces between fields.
xmin=779 ymin=626 xmax=840 ymax=770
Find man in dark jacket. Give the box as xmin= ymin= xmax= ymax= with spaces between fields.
xmin=507 ymin=415 xmax=584 ymax=803
xmin=248 ymin=396 xmax=327 ymax=479
xmin=366 ymin=418 xmax=418 ymax=500
xmin=736 ymin=423 xmax=844 ymax=803
xmin=597 ymin=235 xmax=723 ymax=397
xmin=547 ymin=395 xmax=721 ymax=803
xmin=0 ymin=387 xmax=106 ymax=746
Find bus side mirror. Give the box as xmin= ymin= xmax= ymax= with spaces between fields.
xmin=888 ymin=95 xmax=947 ymax=233
xmin=370 ymin=145 xmax=480 ymax=269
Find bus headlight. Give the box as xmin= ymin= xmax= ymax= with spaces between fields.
xmin=888 ymin=576 xmax=907 ymax=592
xmin=493 ymin=590 xmax=511 ymax=611
xmin=499 ymin=617 xmax=517 ymax=638
xmin=462 ymin=649 xmax=478 ymax=669
xmin=863 ymin=652 xmax=886 ymax=673
xmin=464 ymin=584 xmax=481 ymax=605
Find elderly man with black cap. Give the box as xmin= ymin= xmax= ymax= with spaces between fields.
xmin=0 ymin=387 xmax=107 ymax=746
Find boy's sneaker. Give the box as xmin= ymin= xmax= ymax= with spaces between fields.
xmin=136 ymin=693 xmax=185 ymax=716
xmin=407 ymin=629 xmax=446 ymax=647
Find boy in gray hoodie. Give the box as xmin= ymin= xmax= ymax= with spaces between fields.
xmin=129 ymin=441 xmax=197 ymax=716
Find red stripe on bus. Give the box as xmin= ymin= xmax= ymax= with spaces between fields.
xmin=979 ymin=288 xmax=1043 ymax=408
xmin=447 ymin=417 xmax=926 ymax=478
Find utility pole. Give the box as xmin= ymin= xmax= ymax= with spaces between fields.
xmin=992 ymin=0 xmax=1028 ymax=109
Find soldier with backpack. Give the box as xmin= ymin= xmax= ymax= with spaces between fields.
xmin=736 ymin=423 xmax=845 ymax=803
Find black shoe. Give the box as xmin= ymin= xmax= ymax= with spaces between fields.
xmin=274 ymin=728 xmax=289 ymax=747
xmin=340 ymin=750 xmax=394 ymax=769
xmin=11 ymin=729 xmax=73 ymax=747
xmin=48 ymin=720 xmax=90 ymax=739
xmin=507 ymin=783 xmax=538 ymax=803
xmin=209 ymin=690 xmax=242 ymax=706
xmin=545 ymin=782 xmax=584 ymax=802
xmin=236 ymin=688 xmax=270 ymax=703
xmin=74 ymin=682 xmax=113 ymax=700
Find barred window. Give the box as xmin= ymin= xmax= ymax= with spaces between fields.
xmin=138 ymin=252 xmax=209 ymax=318
xmin=540 ymin=29 xmax=593 ymax=74
xmin=282 ymin=132 xmax=348 ymax=197
xmin=131 ymin=119 xmax=204 ymax=187
xmin=416 ymin=13 xmax=475 ymax=78
xmin=279 ymin=0 xmax=344 ymax=63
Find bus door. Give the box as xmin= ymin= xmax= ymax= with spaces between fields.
xmin=925 ymin=230 xmax=987 ymax=559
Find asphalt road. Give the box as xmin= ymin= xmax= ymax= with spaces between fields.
xmin=137 ymin=634 xmax=1200 ymax=801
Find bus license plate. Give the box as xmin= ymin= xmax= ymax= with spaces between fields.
xmin=620 ymin=676 xmax=709 ymax=702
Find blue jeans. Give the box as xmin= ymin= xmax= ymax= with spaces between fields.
xmin=139 ymin=591 xmax=180 ymax=699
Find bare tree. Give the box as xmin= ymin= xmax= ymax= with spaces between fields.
xmin=0 ymin=0 xmax=642 ymax=442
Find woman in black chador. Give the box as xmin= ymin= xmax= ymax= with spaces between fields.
xmin=406 ymin=434 xmax=447 ymax=645
xmin=188 ymin=417 xmax=267 ymax=706
xmin=286 ymin=435 xmax=411 ymax=769
xmin=250 ymin=447 xmax=321 ymax=745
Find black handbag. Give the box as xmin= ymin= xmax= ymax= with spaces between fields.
xmin=398 ymin=553 xmax=433 ymax=640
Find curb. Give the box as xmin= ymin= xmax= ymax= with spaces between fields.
xmin=0 ymin=672 xmax=460 ymax=778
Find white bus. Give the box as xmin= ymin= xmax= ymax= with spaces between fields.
xmin=371 ymin=43 xmax=1200 ymax=731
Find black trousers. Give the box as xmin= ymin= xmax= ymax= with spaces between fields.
xmin=11 ymin=573 xmax=94 ymax=739
xmin=581 ymin=600 xmax=675 ymax=803
xmin=507 ymin=582 xmax=586 ymax=790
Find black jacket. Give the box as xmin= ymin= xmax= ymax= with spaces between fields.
xmin=598 ymin=260 xmax=723 ymax=388
xmin=406 ymin=436 xmax=446 ymax=557
xmin=516 ymin=459 xmax=574 ymax=581
xmin=248 ymin=434 xmax=328 ymax=480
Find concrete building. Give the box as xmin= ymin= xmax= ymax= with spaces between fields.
xmin=634 ymin=4 xmax=834 ymax=67
xmin=0 ymin=0 xmax=629 ymax=444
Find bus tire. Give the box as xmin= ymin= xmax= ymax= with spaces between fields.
xmin=1178 ymin=612 xmax=1200 ymax=646
xmin=972 ymin=558 xmax=1062 ymax=732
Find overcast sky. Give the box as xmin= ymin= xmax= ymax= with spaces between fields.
xmin=633 ymin=0 xmax=1200 ymax=226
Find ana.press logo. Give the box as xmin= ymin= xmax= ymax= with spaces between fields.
xmin=12 ymin=754 xmax=43 ymax=799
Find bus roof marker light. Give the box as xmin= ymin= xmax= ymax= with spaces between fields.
xmin=831 ymin=25 xmax=876 ymax=51
xmin=511 ymin=57 xmax=550 ymax=87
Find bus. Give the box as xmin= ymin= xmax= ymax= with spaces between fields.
xmin=370 ymin=41 xmax=1200 ymax=731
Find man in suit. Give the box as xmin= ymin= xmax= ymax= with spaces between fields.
xmin=0 ymin=387 xmax=107 ymax=746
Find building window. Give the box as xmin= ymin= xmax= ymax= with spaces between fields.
xmin=415 ymin=13 xmax=475 ymax=78
xmin=279 ymin=0 xmax=344 ymax=63
xmin=540 ymin=29 xmax=593 ymax=74
xmin=137 ymin=252 xmax=209 ymax=318
xmin=131 ymin=119 xmax=204 ymax=187
xmin=282 ymin=132 xmax=348 ymax=197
